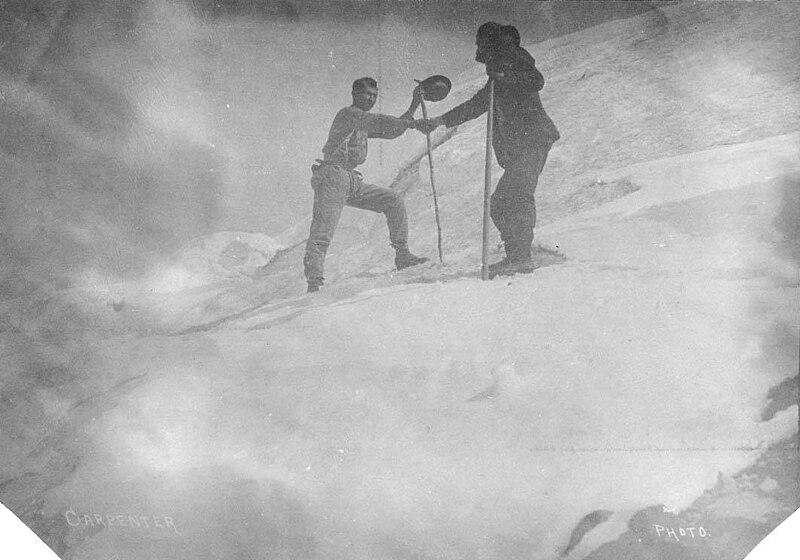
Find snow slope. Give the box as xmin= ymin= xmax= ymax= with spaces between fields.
xmin=1 ymin=3 xmax=798 ymax=560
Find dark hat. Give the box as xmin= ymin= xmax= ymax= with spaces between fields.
xmin=500 ymin=25 xmax=521 ymax=47
xmin=477 ymin=21 xmax=502 ymax=44
xmin=415 ymin=75 xmax=452 ymax=102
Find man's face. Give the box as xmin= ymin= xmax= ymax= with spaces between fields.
xmin=352 ymin=85 xmax=378 ymax=111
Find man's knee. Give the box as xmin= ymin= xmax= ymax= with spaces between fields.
xmin=520 ymin=152 xmax=549 ymax=182
xmin=385 ymin=190 xmax=404 ymax=208
xmin=506 ymin=164 xmax=540 ymax=186
xmin=489 ymin=199 xmax=506 ymax=222
xmin=491 ymin=188 xmax=516 ymax=214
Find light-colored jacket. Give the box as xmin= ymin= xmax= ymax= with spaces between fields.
xmin=321 ymin=106 xmax=410 ymax=170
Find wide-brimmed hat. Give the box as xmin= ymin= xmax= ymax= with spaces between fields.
xmin=415 ymin=75 xmax=452 ymax=102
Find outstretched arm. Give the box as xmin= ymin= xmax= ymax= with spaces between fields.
xmin=364 ymin=87 xmax=424 ymax=138
xmin=340 ymin=106 xmax=413 ymax=140
xmin=442 ymin=82 xmax=490 ymax=128
xmin=414 ymin=82 xmax=490 ymax=134
xmin=357 ymin=89 xmax=423 ymax=140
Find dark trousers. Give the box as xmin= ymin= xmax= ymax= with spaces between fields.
xmin=303 ymin=164 xmax=408 ymax=281
xmin=490 ymin=143 xmax=551 ymax=261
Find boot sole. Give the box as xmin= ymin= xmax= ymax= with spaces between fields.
xmin=488 ymin=266 xmax=534 ymax=279
xmin=396 ymin=259 xmax=430 ymax=271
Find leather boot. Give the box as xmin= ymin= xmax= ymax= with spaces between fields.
xmin=489 ymin=241 xmax=533 ymax=278
xmin=395 ymin=247 xmax=429 ymax=270
xmin=488 ymin=241 xmax=520 ymax=272
xmin=489 ymin=258 xmax=534 ymax=278
xmin=307 ymin=277 xmax=324 ymax=293
xmin=488 ymin=256 xmax=512 ymax=272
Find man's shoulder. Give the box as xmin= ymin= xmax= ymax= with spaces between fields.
xmin=327 ymin=106 xmax=360 ymax=129
xmin=513 ymin=46 xmax=536 ymax=66
xmin=336 ymin=105 xmax=366 ymax=117
xmin=332 ymin=105 xmax=374 ymax=125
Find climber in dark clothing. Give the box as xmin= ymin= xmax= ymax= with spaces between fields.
xmin=303 ymin=77 xmax=428 ymax=293
xmin=416 ymin=22 xmax=560 ymax=277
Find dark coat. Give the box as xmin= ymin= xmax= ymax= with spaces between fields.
xmin=441 ymin=47 xmax=560 ymax=168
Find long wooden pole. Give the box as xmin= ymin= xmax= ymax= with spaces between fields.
xmin=420 ymin=98 xmax=444 ymax=264
xmin=481 ymin=79 xmax=495 ymax=281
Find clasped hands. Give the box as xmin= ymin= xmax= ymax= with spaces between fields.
xmin=402 ymin=117 xmax=441 ymax=134
xmin=411 ymin=117 xmax=443 ymax=134
xmin=402 ymin=115 xmax=443 ymax=135
xmin=400 ymin=86 xmax=443 ymax=134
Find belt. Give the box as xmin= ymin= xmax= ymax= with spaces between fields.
xmin=311 ymin=159 xmax=361 ymax=176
